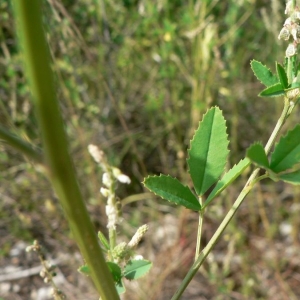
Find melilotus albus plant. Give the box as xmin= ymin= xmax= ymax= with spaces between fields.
xmin=144 ymin=0 xmax=300 ymax=298
xmin=2 ymin=0 xmax=300 ymax=299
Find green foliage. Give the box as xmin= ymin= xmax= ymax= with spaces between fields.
xmin=115 ymin=280 xmax=126 ymax=295
xmin=259 ymin=83 xmax=285 ymax=97
xmin=251 ymin=59 xmax=300 ymax=98
xmin=78 ymin=264 xmax=91 ymax=276
xmin=270 ymin=124 xmax=300 ymax=173
xmin=204 ymin=158 xmax=250 ymax=208
xmin=250 ymin=60 xmax=278 ymax=87
xmin=3 ymin=0 xmax=300 ymax=299
xmin=247 ymin=125 xmax=300 ymax=186
xmin=277 ymin=170 xmax=300 ymax=184
xmin=276 ymin=62 xmax=288 ymax=89
xmin=246 ymin=143 xmax=269 ymax=169
xmin=144 ymin=106 xmax=231 ymax=211
xmin=187 ymin=107 xmax=229 ymax=196
xmin=98 ymin=231 xmax=110 ymax=251
xmin=143 ymin=175 xmax=200 ymax=211
xmin=107 ymin=262 xmax=122 ymax=283
xmin=124 ymin=259 xmax=152 ymax=280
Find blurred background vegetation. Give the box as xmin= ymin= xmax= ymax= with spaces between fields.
xmin=1 ymin=0 xmax=300 ymax=299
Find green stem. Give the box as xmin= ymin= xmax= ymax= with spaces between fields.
xmin=12 ymin=1 xmax=118 ymax=299
xmin=171 ymin=99 xmax=292 ymax=300
xmin=0 ymin=125 xmax=43 ymax=164
xmin=195 ymin=197 xmax=203 ymax=260
xmin=108 ymin=167 xmax=117 ymax=251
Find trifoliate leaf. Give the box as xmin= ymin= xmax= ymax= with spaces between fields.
xmin=187 ymin=107 xmax=229 ymax=196
xmin=270 ymin=124 xmax=300 ymax=173
xmin=143 ymin=175 xmax=201 ymax=211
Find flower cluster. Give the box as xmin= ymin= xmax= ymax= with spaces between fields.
xmin=88 ymin=144 xmax=131 ymax=230
xmin=26 ymin=240 xmax=66 ymax=300
xmin=111 ymin=225 xmax=149 ymax=263
xmin=278 ymin=0 xmax=300 ymax=57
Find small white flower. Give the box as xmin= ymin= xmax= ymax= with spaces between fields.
xmin=88 ymin=144 xmax=104 ymax=164
xmin=116 ymin=174 xmax=131 ymax=184
xmin=291 ymin=25 xmax=300 ymax=42
xmin=133 ymin=255 xmax=144 ymax=260
xmin=112 ymin=167 xmax=121 ymax=177
xmin=106 ymin=205 xmax=118 ymax=229
xmin=284 ymin=17 xmax=292 ymax=27
xmin=278 ymin=27 xmax=290 ymax=40
xmin=105 ymin=204 xmax=115 ymax=215
xmin=102 ymin=173 xmax=111 ymax=187
xmin=285 ymin=1 xmax=293 ymax=15
xmin=286 ymin=43 xmax=297 ymax=57
xmin=100 ymin=187 xmax=110 ymax=197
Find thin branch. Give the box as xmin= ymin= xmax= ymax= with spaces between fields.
xmin=0 ymin=125 xmax=43 ymax=164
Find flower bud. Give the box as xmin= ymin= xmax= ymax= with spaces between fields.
xmin=284 ymin=17 xmax=293 ymax=27
xmin=128 ymin=224 xmax=149 ymax=248
xmin=278 ymin=27 xmax=290 ymax=40
xmin=286 ymin=43 xmax=297 ymax=57
xmin=88 ymin=144 xmax=104 ymax=164
xmin=100 ymin=187 xmax=110 ymax=197
xmin=102 ymin=173 xmax=112 ymax=187
xmin=287 ymin=88 xmax=300 ymax=100
xmin=291 ymin=25 xmax=300 ymax=42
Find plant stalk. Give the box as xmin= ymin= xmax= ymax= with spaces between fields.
xmin=0 ymin=125 xmax=43 ymax=164
xmin=12 ymin=1 xmax=119 ymax=299
xmin=171 ymin=99 xmax=292 ymax=300
xmin=195 ymin=197 xmax=204 ymax=260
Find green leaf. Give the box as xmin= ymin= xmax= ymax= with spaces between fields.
xmin=116 ymin=280 xmax=126 ymax=295
xmin=78 ymin=264 xmax=91 ymax=276
xmin=259 ymin=83 xmax=285 ymax=97
xmin=98 ymin=231 xmax=110 ymax=251
xmin=204 ymin=158 xmax=250 ymax=208
xmin=107 ymin=262 xmax=122 ymax=283
xmin=143 ymin=175 xmax=201 ymax=211
xmin=278 ymin=170 xmax=300 ymax=185
xmin=276 ymin=62 xmax=288 ymax=89
xmin=246 ymin=143 xmax=269 ymax=169
xmin=270 ymin=124 xmax=300 ymax=173
xmin=124 ymin=259 xmax=152 ymax=280
xmin=250 ymin=60 xmax=278 ymax=87
xmin=187 ymin=107 xmax=229 ymax=196
xmin=285 ymin=82 xmax=300 ymax=91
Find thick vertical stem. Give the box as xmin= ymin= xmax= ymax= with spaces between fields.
xmin=12 ymin=1 xmax=118 ymax=299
